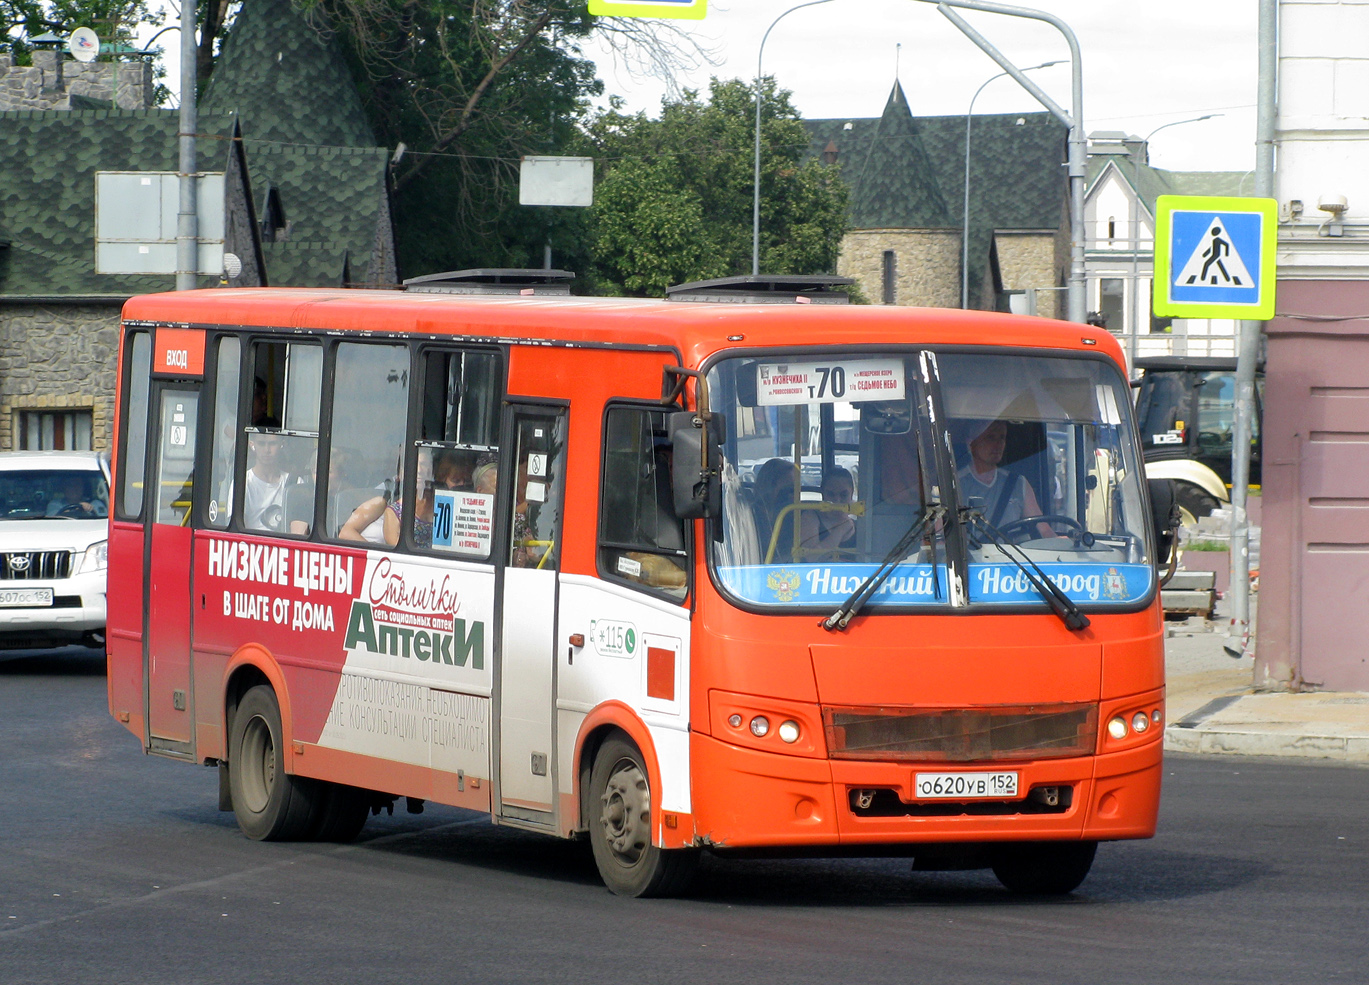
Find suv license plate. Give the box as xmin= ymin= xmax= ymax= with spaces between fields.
xmin=0 ymin=588 xmax=54 ymax=608
xmin=914 ymin=771 xmax=1018 ymax=800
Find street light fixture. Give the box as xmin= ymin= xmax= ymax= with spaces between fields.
xmin=961 ymin=59 xmax=1064 ymax=309
xmin=1127 ymin=114 xmax=1221 ymax=368
xmin=753 ymin=0 xmax=834 ymax=277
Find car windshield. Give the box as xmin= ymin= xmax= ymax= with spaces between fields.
xmin=706 ymin=349 xmax=1153 ymax=612
xmin=0 ymin=469 xmax=109 ymax=520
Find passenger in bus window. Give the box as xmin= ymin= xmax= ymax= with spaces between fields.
xmin=472 ymin=459 xmax=498 ymax=496
xmin=358 ymin=449 xmax=467 ymax=549
xmin=244 ymin=432 xmax=293 ymax=531
xmin=753 ymin=458 xmax=802 ymax=562
xmin=251 ymin=376 xmax=280 ymax=428
xmin=800 ymin=467 xmax=857 ymax=556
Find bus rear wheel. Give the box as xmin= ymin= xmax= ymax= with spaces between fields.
xmin=228 ymin=685 xmax=320 ymax=841
xmin=991 ymin=841 xmax=1097 ymax=895
xmin=588 ymin=734 xmax=697 ymax=898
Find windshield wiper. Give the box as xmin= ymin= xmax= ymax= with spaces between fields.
xmin=962 ymin=509 xmax=1090 ymax=631
xmin=823 ymin=504 xmax=943 ymax=632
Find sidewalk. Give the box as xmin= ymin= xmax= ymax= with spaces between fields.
xmin=1163 ymin=596 xmax=1369 ymax=762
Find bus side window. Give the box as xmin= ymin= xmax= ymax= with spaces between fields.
xmin=241 ymin=341 xmax=320 ymax=534
xmin=408 ymin=348 xmax=501 ymax=555
xmin=598 ymin=405 xmax=688 ymax=601
xmin=206 ymin=336 xmax=240 ymax=529
xmin=326 ymin=342 xmax=410 ymax=543
xmin=117 ymin=331 xmax=152 ymax=519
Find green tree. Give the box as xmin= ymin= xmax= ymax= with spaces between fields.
xmin=578 ymin=78 xmax=849 ymax=297
xmin=2 ymin=0 xmax=163 ymax=64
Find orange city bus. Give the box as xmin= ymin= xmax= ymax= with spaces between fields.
xmin=107 ymin=274 xmax=1174 ymax=897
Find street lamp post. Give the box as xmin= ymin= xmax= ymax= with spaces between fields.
xmin=1127 ymin=115 xmax=1219 ymax=369
xmin=922 ymin=0 xmax=1087 ymax=323
xmin=753 ymin=0 xmax=834 ymax=277
xmin=961 ymin=59 xmax=1063 ymax=309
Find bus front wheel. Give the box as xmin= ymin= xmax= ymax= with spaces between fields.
xmin=588 ymin=733 xmax=698 ymax=898
xmin=991 ymin=841 xmax=1097 ymax=895
xmin=228 ymin=685 xmax=320 ymax=841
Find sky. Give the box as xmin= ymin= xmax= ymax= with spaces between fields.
xmin=582 ymin=0 xmax=1258 ymax=174
xmin=143 ymin=0 xmax=1258 ymax=175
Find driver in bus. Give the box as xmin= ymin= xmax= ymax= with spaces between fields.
xmin=957 ymin=419 xmax=1053 ymax=539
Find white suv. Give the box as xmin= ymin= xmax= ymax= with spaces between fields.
xmin=0 ymin=451 xmax=109 ymax=650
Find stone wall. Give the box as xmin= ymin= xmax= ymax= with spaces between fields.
xmin=838 ymin=230 xmax=961 ymax=308
xmin=0 ymin=303 xmax=122 ymax=452
xmin=0 ymin=51 xmax=153 ymax=111
xmin=995 ymin=231 xmax=1067 ymax=319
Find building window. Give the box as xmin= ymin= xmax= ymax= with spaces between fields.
xmin=1107 ymin=217 xmax=1116 ymax=243
xmin=18 ymin=410 xmax=93 ymax=450
xmin=882 ymin=250 xmax=896 ymax=305
xmin=1099 ymin=278 xmax=1125 ymax=333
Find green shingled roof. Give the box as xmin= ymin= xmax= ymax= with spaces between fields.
xmin=1086 ymin=152 xmax=1247 ymax=217
xmin=806 ymin=84 xmax=1069 ymax=309
xmin=200 ymin=0 xmax=374 ymax=149
xmin=0 ymin=108 xmax=391 ymax=297
xmin=0 ymin=108 xmax=200 ymax=298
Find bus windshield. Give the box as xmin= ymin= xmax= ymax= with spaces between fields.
xmin=707 ymin=349 xmax=1153 ymax=612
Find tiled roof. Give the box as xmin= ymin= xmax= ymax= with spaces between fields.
xmin=0 ymin=108 xmax=391 ymax=297
xmin=806 ymin=84 xmax=1069 ymax=308
xmin=200 ymin=0 xmax=374 ymax=150
xmin=1086 ymin=153 xmax=1247 ymax=215
xmin=0 ymin=108 xmax=200 ymax=298
xmin=806 ymin=86 xmax=1068 ymax=232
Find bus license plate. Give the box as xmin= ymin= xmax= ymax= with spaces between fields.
xmin=0 ymin=588 xmax=53 ymax=608
xmin=914 ymin=771 xmax=1018 ymax=800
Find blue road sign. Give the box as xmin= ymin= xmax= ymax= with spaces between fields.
xmin=1153 ymin=196 xmax=1277 ymax=320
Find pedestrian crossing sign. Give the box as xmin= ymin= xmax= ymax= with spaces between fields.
xmin=1153 ymin=195 xmax=1277 ymax=320
xmin=587 ymin=0 xmax=706 ymax=18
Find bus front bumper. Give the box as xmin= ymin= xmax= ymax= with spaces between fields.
xmin=688 ymin=731 xmax=1161 ymax=850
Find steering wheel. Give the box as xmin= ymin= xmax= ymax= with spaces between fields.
xmin=57 ymin=503 xmax=91 ymax=518
xmin=997 ymin=514 xmax=1086 ymax=544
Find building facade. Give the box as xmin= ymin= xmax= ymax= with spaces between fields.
xmin=1256 ymin=0 xmax=1369 ymax=690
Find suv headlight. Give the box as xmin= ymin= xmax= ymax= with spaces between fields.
xmin=79 ymin=540 xmax=108 ymax=574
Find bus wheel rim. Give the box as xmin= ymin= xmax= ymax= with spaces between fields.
xmin=600 ymin=759 xmax=650 ymax=866
xmin=241 ymin=715 xmax=274 ymax=814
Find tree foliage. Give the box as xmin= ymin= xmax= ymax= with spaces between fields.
xmin=2 ymin=0 xmax=162 ymax=63
xmin=576 ymin=78 xmax=849 ymax=297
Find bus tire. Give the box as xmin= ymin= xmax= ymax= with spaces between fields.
xmin=991 ymin=840 xmax=1097 ymax=895
xmin=309 ymin=783 xmax=371 ymax=843
xmin=228 ymin=685 xmax=320 ymax=841
xmin=1174 ymin=482 xmax=1219 ymax=527
xmin=588 ymin=733 xmax=698 ymax=898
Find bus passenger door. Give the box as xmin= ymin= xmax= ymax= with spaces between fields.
xmin=143 ymin=385 xmax=200 ymax=755
xmin=496 ymin=405 xmax=568 ymax=825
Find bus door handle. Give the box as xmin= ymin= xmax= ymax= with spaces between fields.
xmin=568 ymin=633 xmax=584 ymax=665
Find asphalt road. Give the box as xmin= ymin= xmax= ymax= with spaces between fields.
xmin=2 ymin=650 xmax=1366 ymax=985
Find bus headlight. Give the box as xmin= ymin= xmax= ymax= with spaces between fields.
xmin=749 ymin=715 xmax=770 ymax=737
xmin=1131 ymin=712 xmax=1151 ymax=734
xmin=1107 ymin=716 xmax=1128 ymax=740
xmin=778 ymin=720 xmax=800 ymax=743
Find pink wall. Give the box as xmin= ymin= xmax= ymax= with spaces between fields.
xmin=1259 ymin=280 xmax=1369 ymax=691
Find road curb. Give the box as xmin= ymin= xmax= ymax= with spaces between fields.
xmin=1165 ymin=726 xmax=1369 ymax=762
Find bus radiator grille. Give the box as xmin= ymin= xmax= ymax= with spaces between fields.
xmin=823 ymin=703 xmax=1097 ymax=762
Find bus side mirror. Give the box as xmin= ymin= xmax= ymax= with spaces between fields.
xmin=1148 ymin=478 xmax=1181 ymax=567
xmin=669 ymin=411 xmax=723 ymax=520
